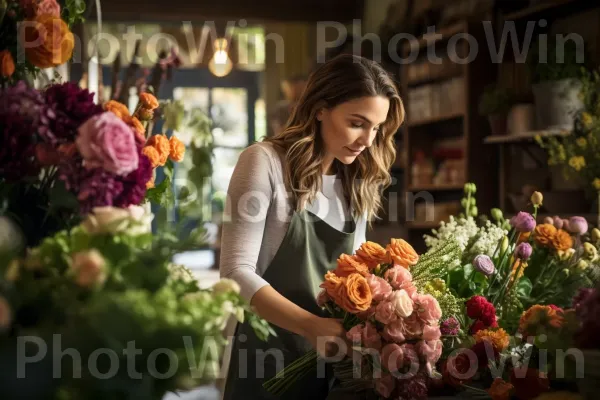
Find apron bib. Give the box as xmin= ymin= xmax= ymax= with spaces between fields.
xmin=222 ymin=209 xmax=356 ymax=400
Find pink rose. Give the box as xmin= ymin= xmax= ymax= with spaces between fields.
xmin=362 ymin=322 xmax=382 ymax=351
xmin=400 ymin=343 xmax=419 ymax=370
xmin=389 ymin=289 xmax=414 ymax=318
xmin=346 ymin=324 xmax=363 ymax=344
xmin=381 ymin=343 xmax=404 ymax=372
xmin=76 ymin=112 xmax=139 ymax=176
xmin=366 ymin=274 xmax=393 ymax=302
xmin=36 ymin=0 xmax=61 ymax=17
xmin=422 ymin=324 xmax=441 ymax=341
xmin=402 ymin=313 xmax=423 ymax=339
xmin=382 ymin=319 xmax=405 ymax=343
xmin=385 ymin=265 xmax=412 ymax=289
xmin=316 ymin=290 xmax=330 ymax=308
xmin=416 ymin=339 xmax=443 ymax=364
xmin=375 ymin=300 xmax=398 ymax=325
xmin=70 ymin=249 xmax=107 ymax=289
xmin=375 ymin=373 xmax=396 ymax=398
xmin=413 ymin=293 xmax=442 ymax=325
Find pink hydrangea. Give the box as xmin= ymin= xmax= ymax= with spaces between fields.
xmin=413 ymin=293 xmax=442 ymax=325
xmin=76 ymin=112 xmax=139 ymax=176
xmin=366 ymin=274 xmax=393 ymax=302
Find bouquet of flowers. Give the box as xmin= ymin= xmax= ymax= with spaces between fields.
xmin=263 ymin=238 xmax=464 ymax=399
xmin=0 ymin=205 xmax=272 ymax=399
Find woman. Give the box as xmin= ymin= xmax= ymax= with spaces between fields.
xmin=220 ymin=54 xmax=405 ymax=399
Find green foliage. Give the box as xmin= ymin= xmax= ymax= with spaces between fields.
xmin=528 ymin=36 xmax=586 ymax=84
xmin=478 ymin=85 xmax=516 ymax=116
xmin=62 ymin=0 xmax=87 ymax=26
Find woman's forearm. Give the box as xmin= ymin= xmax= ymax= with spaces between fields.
xmin=250 ymin=285 xmax=317 ymax=338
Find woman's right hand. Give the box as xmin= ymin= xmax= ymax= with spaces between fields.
xmin=301 ymin=316 xmax=352 ymax=359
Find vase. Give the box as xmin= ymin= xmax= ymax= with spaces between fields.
xmin=532 ymin=78 xmax=583 ymax=131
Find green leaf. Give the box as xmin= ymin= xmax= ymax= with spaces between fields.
xmin=145 ymin=176 xmax=174 ymax=208
xmin=516 ymin=277 xmax=533 ymax=298
xmin=48 ymin=180 xmax=79 ymax=211
xmin=463 ymin=263 xmax=474 ymax=280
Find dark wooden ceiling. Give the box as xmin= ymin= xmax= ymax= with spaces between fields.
xmin=95 ymin=0 xmax=365 ymax=23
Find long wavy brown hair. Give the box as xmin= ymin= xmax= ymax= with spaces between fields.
xmin=264 ymin=54 xmax=405 ymax=223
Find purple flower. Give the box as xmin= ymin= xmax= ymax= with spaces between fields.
xmin=473 ymin=254 xmax=495 ymax=276
xmin=573 ymin=288 xmax=596 ymax=317
xmin=514 ymin=242 xmax=533 ymax=260
xmin=41 ymin=82 xmax=103 ymax=145
xmin=440 ymin=316 xmax=460 ymax=336
xmin=113 ymin=149 xmax=152 ymax=208
xmin=568 ymin=216 xmax=588 ymax=235
xmin=510 ymin=212 xmax=536 ymax=233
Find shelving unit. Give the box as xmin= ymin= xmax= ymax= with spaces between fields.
xmin=407 ymin=112 xmax=464 ymax=128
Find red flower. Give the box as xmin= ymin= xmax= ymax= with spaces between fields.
xmin=547 ymin=304 xmax=563 ymax=312
xmin=510 ymin=367 xmax=550 ymax=400
xmin=466 ymin=296 xmax=488 ymax=319
xmin=480 ymin=304 xmax=497 ymax=326
xmin=471 ymin=341 xmax=499 ymax=368
xmin=442 ymin=352 xmax=476 ymax=388
xmin=469 ymin=320 xmax=487 ymax=334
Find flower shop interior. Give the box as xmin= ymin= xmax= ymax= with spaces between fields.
xmin=3 ymin=0 xmax=600 ymax=399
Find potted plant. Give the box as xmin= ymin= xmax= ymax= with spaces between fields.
xmin=478 ymin=84 xmax=516 ymax=136
xmin=528 ymin=36 xmax=586 ymax=130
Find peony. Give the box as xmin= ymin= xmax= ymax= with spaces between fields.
xmin=568 ymin=216 xmax=588 ymax=235
xmin=355 ymin=241 xmax=389 ymax=269
xmin=70 ymin=249 xmax=107 ymax=288
xmin=212 ymin=278 xmax=241 ymax=295
xmin=473 ymin=254 xmax=495 ymax=276
xmin=76 ymin=112 xmax=139 ymax=176
xmin=375 ymin=300 xmax=398 ymax=325
xmin=374 ymin=374 xmax=395 ymax=398
xmin=389 ymin=289 xmax=413 ymax=318
xmin=0 ymin=296 xmax=13 ymax=331
xmin=335 ymin=254 xmax=369 ymax=277
xmin=413 ymin=293 xmax=442 ymax=325
xmin=386 ymin=238 xmax=419 ymax=268
xmin=384 ymin=265 xmax=416 ymax=297
xmin=169 ymin=136 xmax=185 ymax=162
xmin=510 ymin=212 xmax=536 ymax=233
xmin=366 ymin=274 xmax=392 ymax=302
xmin=22 ymin=14 xmax=74 ymax=68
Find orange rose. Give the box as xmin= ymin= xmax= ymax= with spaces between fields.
xmin=386 ymin=238 xmax=419 ymax=268
xmin=355 ymin=241 xmax=389 ymax=269
xmin=487 ymin=378 xmax=513 ymax=400
xmin=339 ymin=273 xmax=372 ymax=313
xmin=334 ymin=254 xmax=369 ymax=277
xmin=169 ymin=136 xmax=185 ymax=162
xmin=533 ymin=224 xmax=557 ymax=247
xmin=139 ymin=93 xmax=159 ymax=110
xmin=104 ymin=100 xmax=131 ymax=120
xmin=147 ymin=134 xmax=170 ymax=166
xmin=22 ymin=14 xmax=74 ymax=68
xmin=552 ymin=229 xmax=573 ymax=251
xmin=142 ymin=146 xmax=161 ymax=168
xmin=320 ymin=271 xmax=346 ymax=301
xmin=0 ymin=50 xmax=15 ymax=77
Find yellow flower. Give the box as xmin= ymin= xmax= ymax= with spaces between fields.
xmin=576 ymin=137 xmax=587 ymax=148
xmin=593 ymin=178 xmax=600 ymax=190
xmin=581 ymin=112 xmax=594 ymax=129
xmin=568 ymin=156 xmax=586 ymax=171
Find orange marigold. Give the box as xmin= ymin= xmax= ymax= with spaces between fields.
xmin=552 ymin=229 xmax=573 ymax=252
xmin=355 ymin=241 xmax=389 ymax=269
xmin=487 ymin=378 xmax=513 ymax=400
xmin=474 ymin=328 xmax=510 ymax=351
xmin=147 ymin=134 xmax=170 ymax=166
xmin=169 ymin=136 xmax=185 ymax=162
xmin=534 ymin=224 xmax=557 ymax=247
xmin=104 ymin=100 xmax=131 ymax=120
xmin=386 ymin=238 xmax=419 ymax=268
xmin=22 ymin=15 xmax=74 ymax=68
xmin=139 ymin=92 xmax=159 ymax=110
xmin=519 ymin=305 xmax=563 ymax=337
xmin=335 ymin=254 xmax=369 ymax=277
xmin=142 ymin=146 xmax=161 ymax=168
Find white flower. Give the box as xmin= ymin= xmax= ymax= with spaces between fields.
xmin=212 ymin=279 xmax=241 ymax=295
xmin=389 ymin=289 xmax=413 ymax=318
xmin=81 ymin=206 xmax=153 ymax=235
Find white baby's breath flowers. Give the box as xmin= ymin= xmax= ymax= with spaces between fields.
xmin=212 ymin=278 xmax=241 ymax=295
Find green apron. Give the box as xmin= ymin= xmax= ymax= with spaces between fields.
xmin=222 ymin=209 xmax=356 ymax=400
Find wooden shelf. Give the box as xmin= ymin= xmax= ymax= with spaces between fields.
xmin=407 ymin=111 xmax=464 ymax=128
xmin=504 ymin=0 xmax=593 ymax=21
xmin=407 ymin=70 xmax=463 ymax=88
xmin=407 ymin=221 xmax=442 ymax=230
xmin=408 ymin=183 xmax=465 ymax=192
xmin=402 ymin=21 xmax=466 ymax=53
xmin=484 ymin=129 xmax=571 ymax=144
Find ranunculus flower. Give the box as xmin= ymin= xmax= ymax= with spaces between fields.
xmin=552 ymin=229 xmax=573 ymax=251
xmin=76 ymin=112 xmax=139 ymax=176
xmin=422 ymin=324 xmax=441 ymax=341
xmin=514 ymin=242 xmax=533 ymax=260
xmin=510 ymin=212 xmax=536 ymax=232
xmin=335 ymin=253 xmax=369 ymax=277
xmin=384 ymin=265 xmax=416 ymax=297
xmin=339 ymin=273 xmax=372 ymax=313
xmin=147 ymin=133 xmax=170 ymax=166
xmin=169 ymin=136 xmax=185 ymax=162
xmin=0 ymin=296 xmax=13 ymax=331
xmin=104 ymin=100 xmax=131 ymax=120
xmin=386 ymin=238 xmax=419 ymax=268
xmin=139 ymin=92 xmax=159 ymax=110
xmin=366 ymin=274 xmax=392 ymax=302
xmin=375 ymin=300 xmax=398 ymax=325
xmin=473 ymin=254 xmax=495 ymax=276
xmin=568 ymin=216 xmax=588 ymax=235
xmin=374 ymin=374 xmax=395 ymax=398
xmin=212 ymin=278 xmax=241 ymax=295
xmin=0 ymin=50 xmax=15 ymax=77
xmin=389 ymin=289 xmax=413 ymax=318
xmin=22 ymin=14 xmax=74 ymax=68
xmin=355 ymin=241 xmax=389 ymax=269
xmin=70 ymin=249 xmax=107 ymax=288
xmin=534 ymin=223 xmax=557 ymax=247
xmin=413 ymin=293 xmax=442 ymax=325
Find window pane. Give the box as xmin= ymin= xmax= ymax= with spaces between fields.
xmin=255 ymin=98 xmax=267 ymax=141
xmin=210 ymin=88 xmax=248 ymax=147
xmin=212 ymin=147 xmax=244 ymax=194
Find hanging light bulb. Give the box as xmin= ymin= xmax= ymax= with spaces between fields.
xmin=208 ymin=38 xmax=233 ymax=77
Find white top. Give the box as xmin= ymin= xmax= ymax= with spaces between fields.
xmin=219 ymin=141 xmax=367 ymax=302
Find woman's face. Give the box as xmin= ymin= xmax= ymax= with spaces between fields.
xmin=317 ymin=95 xmax=390 ymax=166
